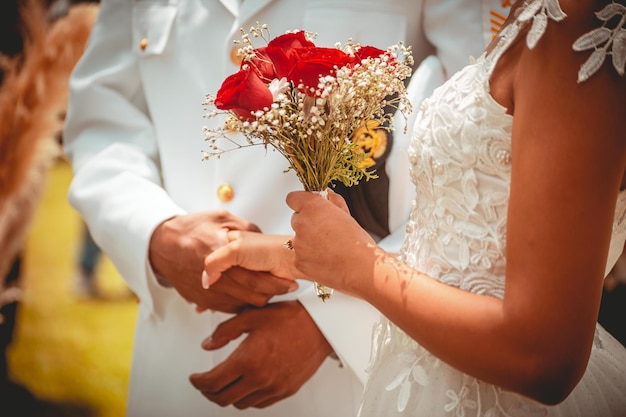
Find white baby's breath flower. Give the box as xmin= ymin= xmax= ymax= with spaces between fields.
xmin=268 ymin=77 xmax=290 ymax=100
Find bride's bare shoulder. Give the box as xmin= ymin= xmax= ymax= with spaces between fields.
xmin=512 ymin=0 xmax=625 ymax=140
xmin=522 ymin=0 xmax=624 ymax=84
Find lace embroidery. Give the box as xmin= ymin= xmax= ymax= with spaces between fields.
xmin=573 ymin=2 xmax=626 ymax=81
xmin=491 ymin=0 xmax=626 ymax=82
xmin=518 ymin=0 xmax=567 ymax=49
xmin=370 ymin=319 xmax=551 ymax=416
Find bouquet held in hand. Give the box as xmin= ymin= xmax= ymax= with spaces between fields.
xmin=202 ymin=24 xmax=413 ymax=300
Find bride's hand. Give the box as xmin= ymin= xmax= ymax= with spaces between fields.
xmin=202 ymin=231 xmax=301 ymax=289
xmin=286 ymin=190 xmax=378 ymax=295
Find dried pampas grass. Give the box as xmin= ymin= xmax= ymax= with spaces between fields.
xmin=0 ymin=0 xmax=98 ymax=308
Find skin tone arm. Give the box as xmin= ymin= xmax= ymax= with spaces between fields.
xmin=203 ymin=1 xmax=626 ymax=405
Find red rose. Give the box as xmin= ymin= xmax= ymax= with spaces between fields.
xmin=214 ymin=68 xmax=273 ymax=121
xmin=353 ymin=46 xmax=386 ymax=62
xmin=259 ymin=31 xmax=355 ymax=95
xmin=287 ymin=47 xmax=353 ymax=95
xmin=243 ymin=46 xmax=276 ymax=82
xmin=265 ymin=31 xmax=317 ymax=80
xmin=267 ymin=31 xmax=316 ymax=52
xmin=354 ymin=46 xmax=398 ymax=71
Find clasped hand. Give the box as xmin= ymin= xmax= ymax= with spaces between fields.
xmin=148 ymin=211 xmax=298 ymax=313
xmin=203 ymin=190 xmax=378 ymax=298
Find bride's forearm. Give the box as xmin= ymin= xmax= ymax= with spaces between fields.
xmin=359 ymin=250 xmax=569 ymax=403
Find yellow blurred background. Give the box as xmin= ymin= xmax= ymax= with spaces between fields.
xmin=7 ymin=158 xmax=137 ymax=417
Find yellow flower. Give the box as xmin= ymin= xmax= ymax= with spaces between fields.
xmin=352 ymin=120 xmax=388 ymax=168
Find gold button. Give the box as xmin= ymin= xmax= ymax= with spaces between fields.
xmin=140 ymin=38 xmax=148 ymax=51
xmin=217 ymin=184 xmax=234 ymax=202
xmin=230 ymin=47 xmax=243 ymax=66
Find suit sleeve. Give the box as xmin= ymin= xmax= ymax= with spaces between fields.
xmin=63 ymin=0 xmax=184 ymax=318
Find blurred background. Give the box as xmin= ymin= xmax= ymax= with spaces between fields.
xmin=1 ymin=1 xmax=136 ymax=416
xmin=7 ymin=157 xmax=136 ymax=417
xmin=0 ymin=1 xmax=624 ymax=417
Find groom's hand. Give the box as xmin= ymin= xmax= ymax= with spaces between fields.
xmin=202 ymin=267 xmax=298 ymax=313
xmin=189 ymin=300 xmax=333 ymax=409
xmin=149 ymin=211 xmax=296 ymax=313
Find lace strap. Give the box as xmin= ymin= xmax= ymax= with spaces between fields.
xmin=485 ymin=0 xmax=626 ymax=83
xmin=574 ymin=2 xmax=626 ymax=82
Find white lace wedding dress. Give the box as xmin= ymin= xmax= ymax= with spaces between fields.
xmin=359 ymin=1 xmax=626 ymax=416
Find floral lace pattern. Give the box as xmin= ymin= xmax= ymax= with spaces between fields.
xmin=362 ymin=1 xmax=626 ymax=416
xmin=403 ymin=60 xmax=513 ymax=299
xmin=573 ymin=2 xmax=626 ymax=81
xmin=489 ymin=0 xmax=626 ymax=82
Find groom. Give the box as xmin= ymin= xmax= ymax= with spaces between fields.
xmin=63 ymin=0 xmax=511 ymax=416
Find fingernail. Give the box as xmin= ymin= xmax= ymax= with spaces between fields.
xmin=201 ymin=271 xmax=210 ymax=289
xmin=288 ymin=281 xmax=299 ymax=292
xmin=201 ymin=336 xmax=213 ymax=349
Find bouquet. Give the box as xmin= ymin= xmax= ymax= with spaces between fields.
xmin=202 ymin=23 xmax=413 ymax=300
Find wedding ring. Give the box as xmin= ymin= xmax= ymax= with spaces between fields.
xmin=283 ymin=239 xmax=294 ymax=250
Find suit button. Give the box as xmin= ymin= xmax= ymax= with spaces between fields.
xmin=140 ymin=37 xmax=148 ymax=51
xmin=230 ymin=47 xmax=243 ymax=66
xmin=217 ymin=184 xmax=234 ymax=202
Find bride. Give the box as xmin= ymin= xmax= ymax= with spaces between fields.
xmin=202 ymin=0 xmax=626 ymax=415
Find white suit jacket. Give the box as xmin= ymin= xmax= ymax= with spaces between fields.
xmin=64 ymin=0 xmax=508 ymax=416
